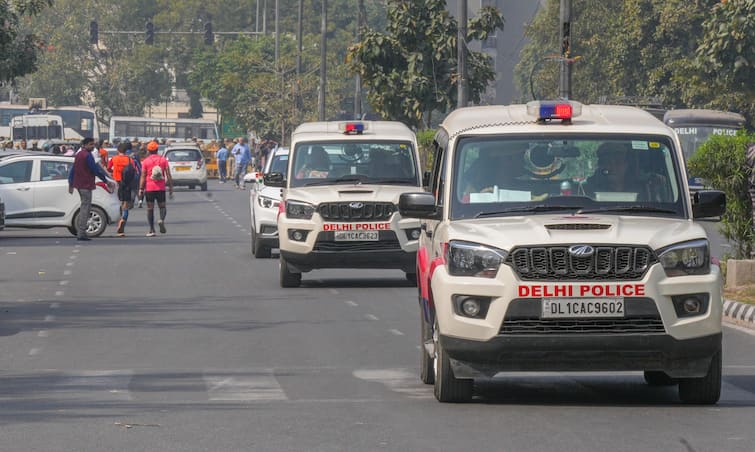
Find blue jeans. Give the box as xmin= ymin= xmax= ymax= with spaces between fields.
xmin=235 ymin=163 xmax=247 ymax=186
xmin=218 ymin=160 xmax=227 ymax=181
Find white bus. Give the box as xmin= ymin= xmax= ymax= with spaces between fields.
xmin=0 ymin=104 xmax=99 ymax=142
xmin=109 ymin=116 xmax=220 ymax=143
xmin=11 ymin=114 xmax=65 ymax=144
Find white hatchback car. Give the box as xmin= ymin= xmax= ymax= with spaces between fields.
xmin=163 ymin=144 xmax=208 ymax=191
xmin=0 ymin=152 xmax=120 ymax=237
xmin=245 ymin=147 xmax=288 ymax=258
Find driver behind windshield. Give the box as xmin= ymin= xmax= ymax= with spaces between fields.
xmin=295 ymin=146 xmax=330 ymax=179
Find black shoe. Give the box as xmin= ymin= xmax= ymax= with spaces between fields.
xmin=77 ymin=237 xmax=91 ymax=241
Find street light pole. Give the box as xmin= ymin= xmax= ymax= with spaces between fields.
xmin=457 ymin=0 xmax=468 ymax=108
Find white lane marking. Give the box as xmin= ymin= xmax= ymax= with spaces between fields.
xmin=72 ymin=249 xmax=80 ymax=253
xmin=389 ymin=329 xmax=405 ymax=336
xmin=44 ymin=315 xmax=55 ymax=322
xmin=329 ymin=289 xmax=339 ymax=295
xmin=58 ymin=370 xmax=134 ymax=401
xmin=353 ymin=368 xmax=432 ymax=399
xmin=29 ymin=348 xmax=40 ymax=356
xmin=63 ymin=270 xmax=72 ymax=276
xmin=365 ymin=314 xmax=379 ymax=321
xmin=55 ymin=291 xmax=64 ymax=296
xmin=38 ymin=331 xmax=49 ymax=338
xmin=59 ymin=280 xmax=69 ymax=286
xmin=7 ymin=252 xmax=17 ymax=255
xmin=50 ymin=303 xmax=60 ymax=309
xmin=75 ymin=244 xmax=81 ymax=248
xmin=345 ymin=300 xmax=358 ymax=307
xmin=205 ymin=370 xmax=287 ymax=401
xmin=65 ymin=262 xmax=74 ymax=267
xmin=69 ymin=255 xmax=77 ymax=260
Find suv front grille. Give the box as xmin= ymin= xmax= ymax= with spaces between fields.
xmin=318 ymin=202 xmax=395 ymax=222
xmin=500 ymin=318 xmax=665 ymax=335
xmin=506 ymin=245 xmax=655 ymax=281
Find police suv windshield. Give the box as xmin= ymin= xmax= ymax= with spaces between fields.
xmin=290 ymin=141 xmax=418 ymax=188
xmin=451 ymin=134 xmax=685 ymax=220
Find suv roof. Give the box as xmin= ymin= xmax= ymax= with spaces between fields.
xmin=292 ymin=121 xmax=415 ymax=141
xmin=441 ymin=104 xmax=671 ymax=138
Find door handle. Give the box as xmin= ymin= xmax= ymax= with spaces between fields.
xmin=15 ymin=187 xmax=31 ymax=191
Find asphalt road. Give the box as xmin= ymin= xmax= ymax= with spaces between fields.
xmin=1 ymin=182 xmax=754 ymax=452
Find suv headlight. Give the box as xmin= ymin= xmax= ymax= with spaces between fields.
xmin=285 ymin=200 xmax=316 ymax=219
xmin=657 ymin=239 xmax=710 ymax=276
xmin=446 ymin=241 xmax=508 ymax=278
xmin=258 ymin=195 xmax=277 ymax=209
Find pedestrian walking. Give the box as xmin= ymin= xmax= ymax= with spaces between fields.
xmin=67 ymin=137 xmax=115 ymax=241
xmin=138 ymin=140 xmax=173 ymax=237
xmin=232 ymin=137 xmax=251 ymax=189
xmin=216 ymin=140 xmax=229 ymax=183
xmin=107 ymin=142 xmax=139 ymax=236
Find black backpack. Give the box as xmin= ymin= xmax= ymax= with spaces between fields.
xmin=121 ymin=159 xmax=138 ymax=189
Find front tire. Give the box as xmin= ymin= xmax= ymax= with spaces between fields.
xmin=678 ymin=350 xmax=722 ymax=404
xmin=433 ymin=318 xmax=473 ymax=403
xmin=201 ymin=182 xmax=208 ymax=191
xmin=279 ymin=255 xmax=302 ymax=288
xmin=253 ymin=229 xmax=271 ymax=258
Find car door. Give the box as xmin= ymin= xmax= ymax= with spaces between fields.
xmin=33 ymin=158 xmax=76 ymax=225
xmin=0 ymin=159 xmax=35 ymax=224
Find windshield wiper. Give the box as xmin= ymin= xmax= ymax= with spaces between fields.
xmin=305 ymin=176 xmax=366 ymax=186
xmin=576 ymin=205 xmax=678 ymax=215
xmin=475 ymin=205 xmax=579 ymax=218
xmin=367 ymin=178 xmax=415 ymax=185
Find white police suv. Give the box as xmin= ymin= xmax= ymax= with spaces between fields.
xmin=266 ymin=121 xmax=423 ymax=287
xmin=398 ymin=101 xmax=727 ymax=403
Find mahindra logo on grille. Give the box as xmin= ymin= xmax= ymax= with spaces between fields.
xmin=349 ymin=202 xmax=364 ymax=209
xmin=568 ymin=245 xmax=595 ymax=257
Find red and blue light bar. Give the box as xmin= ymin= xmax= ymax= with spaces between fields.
xmin=343 ymin=122 xmax=365 ymax=135
xmin=526 ymin=101 xmax=582 ymax=123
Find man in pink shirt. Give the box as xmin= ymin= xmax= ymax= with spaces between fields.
xmin=138 ymin=140 xmax=173 ymax=237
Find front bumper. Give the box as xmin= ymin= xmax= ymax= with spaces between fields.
xmin=281 ymin=248 xmax=415 ymax=273
xmin=442 ymin=332 xmax=721 ymax=378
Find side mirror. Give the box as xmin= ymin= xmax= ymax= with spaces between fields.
xmin=422 ymin=171 xmax=431 ymax=188
xmin=264 ymin=171 xmax=285 ymax=188
xmin=692 ymin=190 xmax=726 ymax=219
xmin=399 ymin=192 xmax=440 ymax=219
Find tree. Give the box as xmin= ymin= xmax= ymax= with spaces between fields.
xmin=346 ymin=0 xmax=503 ymax=129
xmin=0 ymin=0 xmax=53 ymax=83
xmin=695 ymin=0 xmax=755 ymax=127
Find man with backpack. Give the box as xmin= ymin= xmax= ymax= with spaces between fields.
xmin=138 ymin=140 xmax=173 ymax=237
xmin=107 ymin=142 xmax=139 ymax=237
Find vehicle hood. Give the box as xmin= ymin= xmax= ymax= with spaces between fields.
xmin=446 ymin=215 xmax=705 ymax=252
xmin=284 ymin=184 xmax=421 ymax=205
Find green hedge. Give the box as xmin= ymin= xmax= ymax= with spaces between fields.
xmin=687 ymin=132 xmax=755 ymax=258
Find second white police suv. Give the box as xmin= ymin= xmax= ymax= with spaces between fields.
xmin=267 ymin=121 xmax=423 ymax=287
xmin=398 ymin=101 xmax=727 ymax=403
